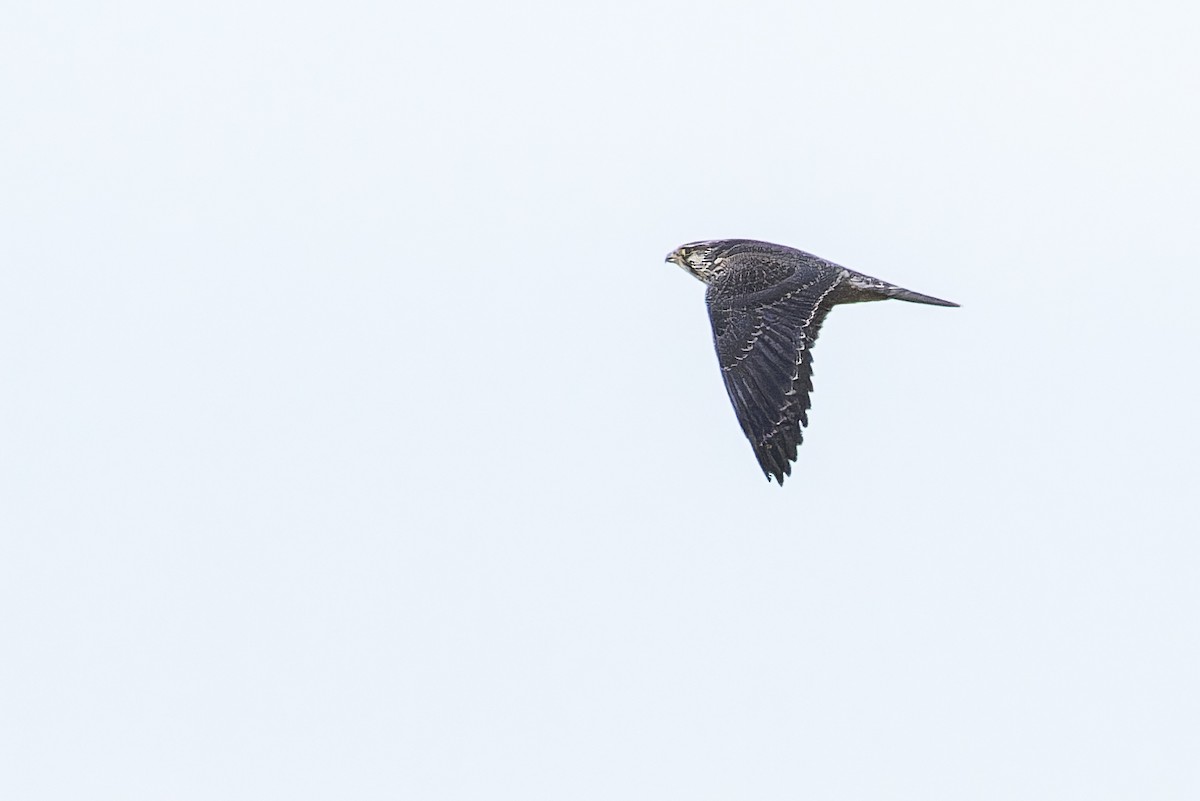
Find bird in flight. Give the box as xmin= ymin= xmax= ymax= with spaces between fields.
xmin=667 ymin=238 xmax=958 ymax=485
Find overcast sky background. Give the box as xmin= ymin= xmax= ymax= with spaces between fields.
xmin=2 ymin=0 xmax=1198 ymax=798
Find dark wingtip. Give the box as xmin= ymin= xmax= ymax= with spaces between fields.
xmin=762 ymin=453 xmax=792 ymax=486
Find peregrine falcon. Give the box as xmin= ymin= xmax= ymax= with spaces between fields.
xmin=667 ymin=238 xmax=958 ymax=484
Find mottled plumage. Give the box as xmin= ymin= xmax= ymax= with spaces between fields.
xmin=666 ymin=238 xmax=958 ymax=485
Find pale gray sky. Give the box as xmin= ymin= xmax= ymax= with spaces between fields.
xmin=2 ymin=0 xmax=1198 ymax=798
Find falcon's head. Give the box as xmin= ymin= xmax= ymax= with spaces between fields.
xmin=666 ymin=241 xmax=727 ymax=284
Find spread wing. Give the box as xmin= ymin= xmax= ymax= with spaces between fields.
xmin=707 ymin=268 xmax=845 ymax=484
